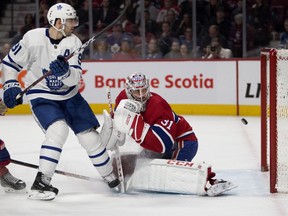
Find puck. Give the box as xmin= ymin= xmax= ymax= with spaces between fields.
xmin=241 ymin=118 xmax=248 ymax=125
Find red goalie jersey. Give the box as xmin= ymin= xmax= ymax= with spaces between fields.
xmin=115 ymin=89 xmax=197 ymax=154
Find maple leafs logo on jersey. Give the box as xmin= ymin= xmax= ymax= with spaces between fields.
xmin=42 ymin=68 xmax=64 ymax=91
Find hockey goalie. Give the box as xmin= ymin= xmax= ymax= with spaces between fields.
xmin=101 ymin=72 xmax=237 ymax=196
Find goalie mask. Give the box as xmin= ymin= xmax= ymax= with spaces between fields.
xmin=47 ymin=3 xmax=79 ymax=36
xmin=125 ymin=73 xmax=151 ymax=108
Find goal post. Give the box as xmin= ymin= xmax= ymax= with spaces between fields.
xmin=261 ymin=48 xmax=288 ymax=193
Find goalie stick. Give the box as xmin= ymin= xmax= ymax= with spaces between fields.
xmin=11 ymin=159 xmax=99 ymax=182
xmin=15 ymin=3 xmax=129 ymax=101
xmin=106 ymin=86 xmax=126 ymax=193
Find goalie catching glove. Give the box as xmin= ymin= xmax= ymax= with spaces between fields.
xmin=100 ymin=109 xmax=125 ymax=150
xmin=114 ymin=99 xmax=149 ymax=144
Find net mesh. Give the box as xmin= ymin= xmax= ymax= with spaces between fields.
xmin=275 ymin=50 xmax=288 ymax=192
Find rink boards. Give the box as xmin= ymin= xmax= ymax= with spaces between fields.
xmin=0 ymin=59 xmax=260 ymax=116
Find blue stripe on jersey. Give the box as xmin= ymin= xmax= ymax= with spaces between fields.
xmin=172 ymin=111 xmax=179 ymax=123
xmin=40 ymin=156 xmax=58 ymax=164
xmin=93 ymin=157 xmax=110 ymax=167
xmin=151 ymin=124 xmax=174 ymax=153
xmin=3 ymin=59 xmax=21 ymax=72
xmin=70 ymin=65 xmax=82 ymax=70
xmin=177 ymin=130 xmax=194 ymax=139
xmin=41 ymin=145 xmax=62 ymax=153
xmin=7 ymin=54 xmax=23 ymax=69
xmin=26 ymin=85 xmax=76 ymax=96
xmin=89 ymin=148 xmax=106 ymax=159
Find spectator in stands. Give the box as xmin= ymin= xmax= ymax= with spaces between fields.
xmin=209 ymin=7 xmax=231 ymax=41
xmin=164 ymin=9 xmax=180 ymax=37
xmin=156 ymin=0 xmax=179 ymax=24
xmin=279 ymin=18 xmax=288 ymax=49
xmin=145 ymin=38 xmax=163 ymax=59
xmin=118 ymin=13 xmax=137 ymax=35
xmin=74 ymin=0 xmax=97 ymax=42
xmin=92 ymin=39 xmax=112 ymax=60
xmin=248 ymin=0 xmax=270 ymax=46
xmin=140 ymin=10 xmax=160 ymax=39
xmin=112 ymin=38 xmax=139 ymax=60
xmin=158 ymin=21 xmax=174 ymax=56
xmin=178 ymin=0 xmax=192 ymax=18
xmin=135 ymin=0 xmax=158 ymax=25
xmin=179 ymin=27 xmax=193 ymax=53
xmin=229 ymin=13 xmax=254 ymax=57
xmin=40 ymin=9 xmax=49 ymax=28
xmin=23 ymin=13 xmax=35 ymax=29
xmin=76 ymin=0 xmax=90 ymax=24
xmin=95 ymin=0 xmax=119 ymax=32
xmin=11 ymin=13 xmax=35 ymax=46
xmin=202 ymin=0 xmax=222 ymax=27
xmin=0 ymin=43 xmax=11 ymax=60
xmin=179 ymin=43 xmax=193 ymax=59
xmin=39 ymin=0 xmax=49 ymax=27
xmin=106 ymin=23 xmax=131 ymax=47
xmin=199 ymin=24 xmax=227 ymax=57
xmin=92 ymin=0 xmax=103 ymax=8
xmin=231 ymin=0 xmax=243 ymax=18
xmin=177 ymin=12 xmax=192 ymax=37
xmin=202 ymin=37 xmax=232 ymax=59
xmin=164 ymin=39 xmax=181 ymax=59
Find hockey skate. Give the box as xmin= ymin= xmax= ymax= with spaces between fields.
xmin=0 ymin=171 xmax=27 ymax=193
xmin=28 ymin=172 xmax=59 ymax=201
xmin=103 ymin=172 xmax=120 ymax=188
xmin=206 ymin=179 xmax=237 ymax=196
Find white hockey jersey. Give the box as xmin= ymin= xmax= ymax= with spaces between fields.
xmin=2 ymin=28 xmax=83 ymax=101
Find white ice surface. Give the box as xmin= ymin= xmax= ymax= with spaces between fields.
xmin=1 ymin=115 xmax=287 ymax=216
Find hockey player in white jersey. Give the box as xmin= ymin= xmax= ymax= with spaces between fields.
xmin=1 ymin=3 xmax=119 ymax=200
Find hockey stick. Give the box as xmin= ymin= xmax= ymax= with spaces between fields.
xmin=106 ymin=86 xmax=125 ymax=193
xmin=15 ymin=3 xmax=129 ymax=100
xmin=11 ymin=159 xmax=99 ymax=182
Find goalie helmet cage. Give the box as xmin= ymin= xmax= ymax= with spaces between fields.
xmin=261 ymin=48 xmax=288 ymax=193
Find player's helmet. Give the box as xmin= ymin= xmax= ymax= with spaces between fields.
xmin=47 ymin=3 xmax=79 ymax=27
xmin=125 ymin=73 xmax=151 ymax=106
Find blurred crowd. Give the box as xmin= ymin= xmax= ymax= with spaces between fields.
xmin=2 ymin=0 xmax=288 ymax=60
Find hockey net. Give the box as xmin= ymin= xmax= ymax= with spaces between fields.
xmin=261 ymin=48 xmax=288 ymax=193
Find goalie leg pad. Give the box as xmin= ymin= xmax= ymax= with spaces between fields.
xmin=100 ymin=109 xmax=113 ymax=147
xmin=106 ymin=127 xmax=126 ymax=150
xmin=101 ymin=109 xmax=126 ymax=150
xmin=130 ymin=159 xmax=211 ymax=195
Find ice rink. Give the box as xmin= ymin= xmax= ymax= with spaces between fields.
xmin=1 ymin=114 xmax=288 ymax=216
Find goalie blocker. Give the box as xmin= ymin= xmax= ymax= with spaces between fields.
xmin=128 ymin=159 xmax=236 ymax=196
